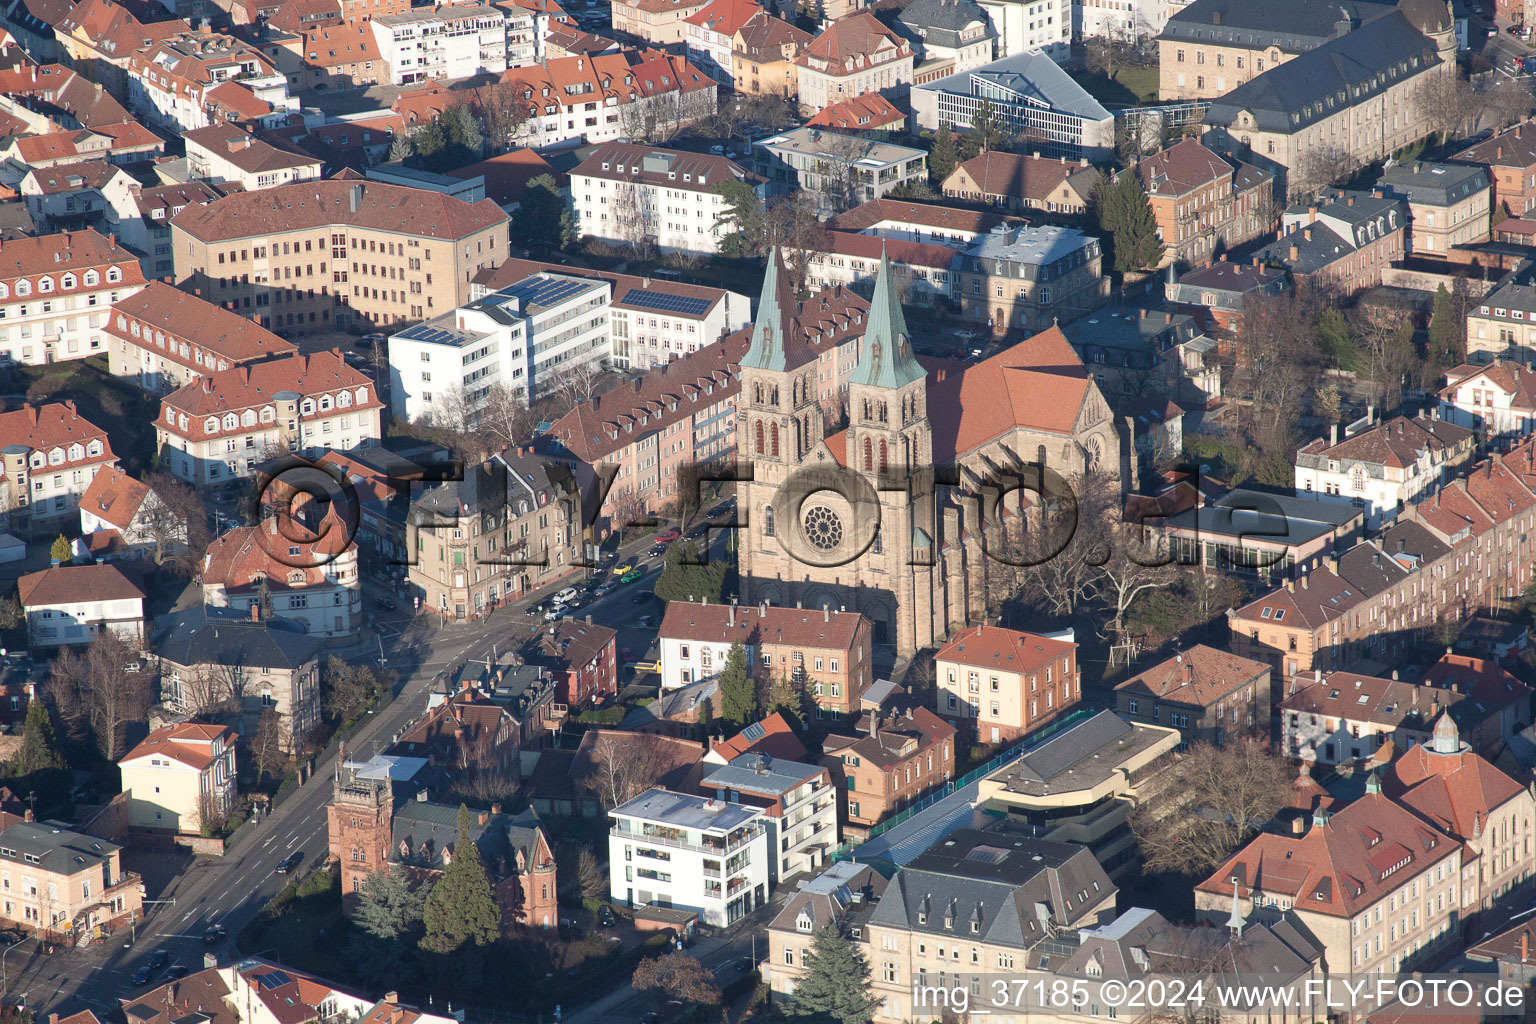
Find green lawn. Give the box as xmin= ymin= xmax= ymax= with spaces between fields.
xmin=1074 ymin=66 xmax=1160 ymax=107
xmin=7 ymin=357 xmax=161 ymax=475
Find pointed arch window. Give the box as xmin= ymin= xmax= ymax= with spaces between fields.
xmin=771 ymin=422 xmax=780 ymax=457
xmin=863 ymin=437 xmax=873 ymax=471
xmin=755 ymin=420 xmax=764 ymax=455
xmin=764 ymin=504 xmax=775 ymax=537
xmin=879 ymin=439 xmax=888 ymax=474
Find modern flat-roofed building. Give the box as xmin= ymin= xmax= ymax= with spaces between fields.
xmin=975 ymin=710 xmax=1180 ymax=879
xmin=699 ymin=754 xmax=837 ymax=882
xmin=367 ymin=4 xmax=508 ymax=84
xmin=911 ymin=52 xmax=1114 ymax=161
xmin=608 ymin=788 xmax=769 ymax=926
xmin=752 ymin=128 xmax=927 ymax=211
xmin=1161 ymin=487 xmax=1365 ymax=582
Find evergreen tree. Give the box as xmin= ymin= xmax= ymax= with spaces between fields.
xmin=388 ymin=133 xmax=414 ymax=163
xmin=421 ymin=805 xmax=501 ymax=954
xmin=712 ymin=180 xmax=766 ymax=258
xmin=513 ymin=174 xmax=569 ymax=254
xmin=1428 ymin=283 xmax=1466 ymax=364
xmin=717 ymin=641 xmax=756 ymax=727
xmin=696 ymin=694 xmax=713 ymax=729
xmin=654 ymin=541 xmax=726 ymax=604
xmin=413 ymin=120 xmax=445 ymax=160
xmin=928 ymin=121 xmax=959 ymax=186
xmin=790 ymin=924 xmax=880 ymax=1024
xmin=356 ymin=866 xmax=427 ymax=941
xmin=442 ymin=105 xmax=483 ymax=157
xmin=764 ymin=676 xmax=799 ymax=718
xmin=970 ymin=101 xmax=1001 ymax=155
xmin=1106 ymin=172 xmax=1163 ymax=274
xmin=49 ymin=535 xmax=70 ymax=565
xmin=1316 ymin=306 xmax=1358 ymax=371
xmin=15 ymin=697 xmax=65 ymax=776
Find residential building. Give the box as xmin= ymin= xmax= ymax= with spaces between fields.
xmin=183 ymin=123 xmax=324 ymax=192
xmin=119 ymin=181 xmax=221 ymax=280
xmin=0 ymin=229 xmax=145 ymax=367
xmin=154 ymin=605 xmax=324 ymax=753
xmin=753 ymin=128 xmax=927 ymax=210
xmin=77 ymin=465 xmax=185 ymax=564
xmin=975 ymin=710 xmax=1180 ymax=878
xmin=53 ymin=0 xmax=187 ymax=102
xmin=106 ymin=282 xmax=298 ymax=395
xmin=170 ymin=178 xmax=510 ymax=334
xmin=118 ymin=722 xmax=237 ymax=834
xmin=772 ymin=833 xmax=1115 ymax=1022
xmin=498 ymin=51 xmax=717 ymax=151
xmin=1373 ymin=161 xmax=1492 ymax=256
xmin=896 ymin=0 xmax=995 ymax=74
xmin=940 ymin=151 xmax=1098 ymax=218
xmin=801 ymin=233 xmax=957 ymax=307
xmin=657 ymin=601 xmax=874 ymax=714
xmin=803 ymin=92 xmax=905 ymax=135
xmin=956 ymin=223 xmax=1107 ymax=336
xmin=0 ymin=819 xmax=141 ymax=940
xmin=570 ymin=143 xmax=757 ymax=257
xmin=17 ymin=562 xmax=143 ymax=647
xmin=367 ymin=5 xmax=508 ymax=84
xmin=20 ymin=158 xmax=137 ymax=234
xmin=1057 ymin=305 xmax=1222 ymax=411
xmin=794 ymin=11 xmax=913 ymax=116
xmin=1194 ymin=791 xmax=1462 ymax=975
xmin=124 ymin=30 xmax=294 ymax=133
xmin=607 ymin=788 xmax=769 ymax=926
xmin=1256 ymin=190 xmax=1409 ymax=296
xmin=1201 ymin=4 xmax=1457 ymax=197
xmin=820 ymin=705 xmax=955 ymax=832
xmin=1131 ymin=138 xmax=1274 ymax=269
xmin=1467 ymin=266 xmax=1536 ymax=363
xmin=329 ymin=761 xmax=557 ymax=926
xmin=1450 ymin=122 xmax=1536 ymax=217
xmin=0 ymin=401 xmax=116 ymax=539
xmin=1438 ymin=360 xmax=1536 ymax=439
xmin=1077 ymin=0 xmax=1168 ymax=39
xmin=700 ymin=754 xmax=837 ymax=882
xmin=826 ymin=197 xmax=1025 ymax=247
xmin=1384 ymin=713 xmax=1536 ymax=912
xmin=396 ymin=681 xmax=539 ymax=777
xmin=1156 ymin=0 xmax=1397 ymax=100
xmin=122 ymin=960 xmax=380 ymax=1024
xmin=1164 ymin=257 xmax=1289 ymax=331
xmin=1160 ymin=488 xmax=1364 ymax=583
xmin=731 ymin=11 xmax=809 ymax=97
xmin=525 ymin=616 xmax=617 ymax=709
xmin=155 ymin=349 xmax=383 ymax=488
xmin=761 ymin=863 xmax=887 ymax=1008
xmin=389 ymin=272 xmax=611 ymax=424
xmin=611 ymin=0 xmax=707 ymax=45
xmin=934 ymin=624 xmax=1080 ymax=743
xmin=201 ymin=511 xmax=361 ymax=637
xmin=406 ymin=452 xmax=580 ymax=619
xmin=1294 ymin=412 xmax=1476 ymax=528
xmin=703 ymin=712 xmax=809 ymax=765
xmin=684 ymin=0 xmax=761 ymax=85
xmin=3 ymin=122 xmax=163 ymax=173
xmin=974 ymin=0 xmax=1069 ymax=60
xmin=1113 ymin=645 xmax=1271 ymax=746
xmin=911 ymin=52 xmax=1114 ymax=161
xmin=472 ymin=256 xmax=750 ymax=371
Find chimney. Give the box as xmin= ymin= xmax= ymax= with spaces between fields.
xmin=1330 ymin=423 xmax=1338 ymax=446
xmin=250 ymin=602 xmax=259 ymax=622
xmin=1289 ymin=245 xmax=1299 ymax=262
xmin=349 ymin=183 xmax=363 ymax=212
xmin=23 ymin=809 xmax=32 ymax=822
xmin=1303 ymin=228 xmax=1312 ymax=242
xmin=477 ymin=810 xmax=489 ymax=826
xmin=1523 ymin=931 xmax=1531 ymax=962
xmin=824 ymin=606 xmax=830 ymax=622
xmin=1308 ymin=205 xmax=1317 ymax=224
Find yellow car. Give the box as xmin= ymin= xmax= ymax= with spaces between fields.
xmin=611 ymin=562 xmax=635 ymax=576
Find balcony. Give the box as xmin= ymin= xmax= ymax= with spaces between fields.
xmin=611 ymin=823 xmax=762 ymax=857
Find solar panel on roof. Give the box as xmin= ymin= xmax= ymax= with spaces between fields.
xmin=619 ymin=289 xmax=712 ymax=317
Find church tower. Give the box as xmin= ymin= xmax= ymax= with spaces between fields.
xmin=846 ymin=248 xmax=931 ymax=481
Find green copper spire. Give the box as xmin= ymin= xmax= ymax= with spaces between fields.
xmin=743 ymin=247 xmax=793 ymax=371
xmin=849 ymin=246 xmax=926 ymax=390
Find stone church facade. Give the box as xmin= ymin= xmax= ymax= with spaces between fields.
xmin=736 ymin=251 xmax=1120 ymax=657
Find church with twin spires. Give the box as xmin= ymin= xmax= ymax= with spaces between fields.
xmin=735 ymin=250 xmax=1122 ymax=657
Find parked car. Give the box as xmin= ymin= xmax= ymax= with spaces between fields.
xmin=687 ymin=522 xmax=709 ymax=539
xmin=275 ymin=851 xmax=303 ymax=874
xmin=594 ymin=582 xmax=616 ymax=598
xmin=554 ymin=587 xmax=580 ymax=605
xmin=598 ymin=905 xmax=616 ymax=927
xmin=132 ymin=965 xmax=154 ymax=986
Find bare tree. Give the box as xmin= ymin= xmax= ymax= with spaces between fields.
xmin=577 ymin=849 xmax=606 ymax=899
xmin=46 ymin=632 xmax=150 ymax=760
xmin=576 ymin=732 xmax=675 ymax=807
xmin=471 ymin=80 xmax=532 ymax=155
xmin=633 ymin=954 xmax=720 ymax=1007
xmin=476 ymin=381 xmax=539 ymax=451
xmin=1130 ymin=736 xmax=1292 ymax=875
xmin=1234 ymin=290 xmax=1322 ymax=454
xmin=1349 ymin=301 xmax=1418 ymax=409
xmin=144 ymin=471 xmax=209 ymax=576
xmin=1288 ymin=145 xmax=1356 ymax=201
xmin=765 ymin=193 xmax=831 ymax=295
xmin=1083 ymin=24 xmax=1136 ymax=80
xmin=176 ymin=663 xmax=227 ymax=716
xmin=815 ymin=132 xmax=880 ymax=214
xmin=250 ymin=707 xmax=288 ymax=784
xmin=1088 ymin=512 xmax=1178 ymax=649
xmin=1477 ymin=77 xmax=1536 ymax=133
xmin=1412 ymin=74 xmax=1477 ymax=146
xmin=544 ymin=360 xmax=607 ymax=411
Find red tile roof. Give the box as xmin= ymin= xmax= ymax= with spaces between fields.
xmin=25 ymin=158 xmax=126 ymax=194
xmin=708 ymin=711 xmax=809 ymax=761
xmin=120 ymin=721 xmax=235 ymax=769
xmin=732 ymin=10 xmax=810 ymax=59
xmin=449 ymin=148 xmax=560 ymax=205
xmin=935 ymin=624 xmax=1075 ymax=673
xmin=827 ymin=196 xmax=1021 ymax=236
xmin=1134 ymin=137 xmax=1237 ymax=198
xmin=660 ymin=601 xmax=868 ymax=651
xmin=0 ymin=401 xmax=114 ymax=464
xmin=684 ymin=0 xmax=761 ymax=35
xmin=14 ymin=121 xmax=161 ymax=164
xmin=79 ymin=466 xmax=150 ymax=532
xmin=201 ymin=510 xmax=354 ymax=593
xmin=170 ymin=176 xmax=508 ymax=243
xmin=946 ymin=150 xmax=1098 ymax=202
xmin=159 ymin=350 xmax=380 ymax=441
xmin=1296 ymin=414 xmax=1473 ymax=471
xmin=0 ymin=227 xmax=143 ymax=289
xmin=805 ymin=91 xmax=905 ymax=131
xmin=1385 ymin=727 xmax=1526 ymax=842
xmin=108 ymin=281 xmax=297 ymax=368
xmin=17 ymin=563 xmax=143 ymax=607
xmin=1114 ymin=644 xmax=1270 ymax=708
xmin=798 ymin=11 xmax=909 ymax=70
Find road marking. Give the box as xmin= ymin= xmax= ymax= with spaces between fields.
xmin=261 ymin=835 xmax=277 ymax=848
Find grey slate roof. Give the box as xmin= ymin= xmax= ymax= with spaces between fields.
xmin=153 ymin=606 xmax=324 ymax=670
xmin=986 ymin=711 xmax=1171 ymax=796
xmin=1375 ymin=161 xmax=1489 ymax=206
xmin=391 ymin=800 xmax=546 ymax=879
xmin=896 ymin=0 xmax=995 ymax=51
xmin=0 ymin=820 xmax=121 ymax=877
xmin=1205 ymin=11 xmax=1441 ymax=135
xmin=1160 ymin=0 xmax=1395 ymax=51
xmin=702 ymin=753 xmax=823 ymax=798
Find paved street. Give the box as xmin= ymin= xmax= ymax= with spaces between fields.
xmin=13 ymin=515 xmax=730 ymax=1018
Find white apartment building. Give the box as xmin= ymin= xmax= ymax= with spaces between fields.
xmin=1074 ymin=0 xmax=1168 ymax=41
xmin=390 ymin=271 xmax=610 ymax=423
xmin=125 ymin=33 xmax=295 ymax=133
xmin=608 ymin=788 xmax=771 ymax=926
xmin=17 ymin=563 xmax=144 ymax=648
xmin=0 ymin=230 xmax=146 ymax=366
xmin=155 ymin=350 xmax=384 ymax=489
xmin=202 ymin=513 xmax=362 ymax=638
xmin=977 ymin=0 xmax=1070 ymax=60
xmin=571 ymin=143 xmax=753 ymax=257
xmin=182 ymin=125 xmax=323 ymax=192
xmin=1439 ymin=360 xmax=1536 ymax=440
xmin=0 ymin=401 xmax=117 ymax=539
xmin=1294 ymin=413 xmax=1477 ymax=529
xmin=369 ymin=5 xmax=509 ymax=84
xmin=701 ymin=754 xmax=838 ymax=883
xmin=501 ymin=51 xmax=717 ymax=150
